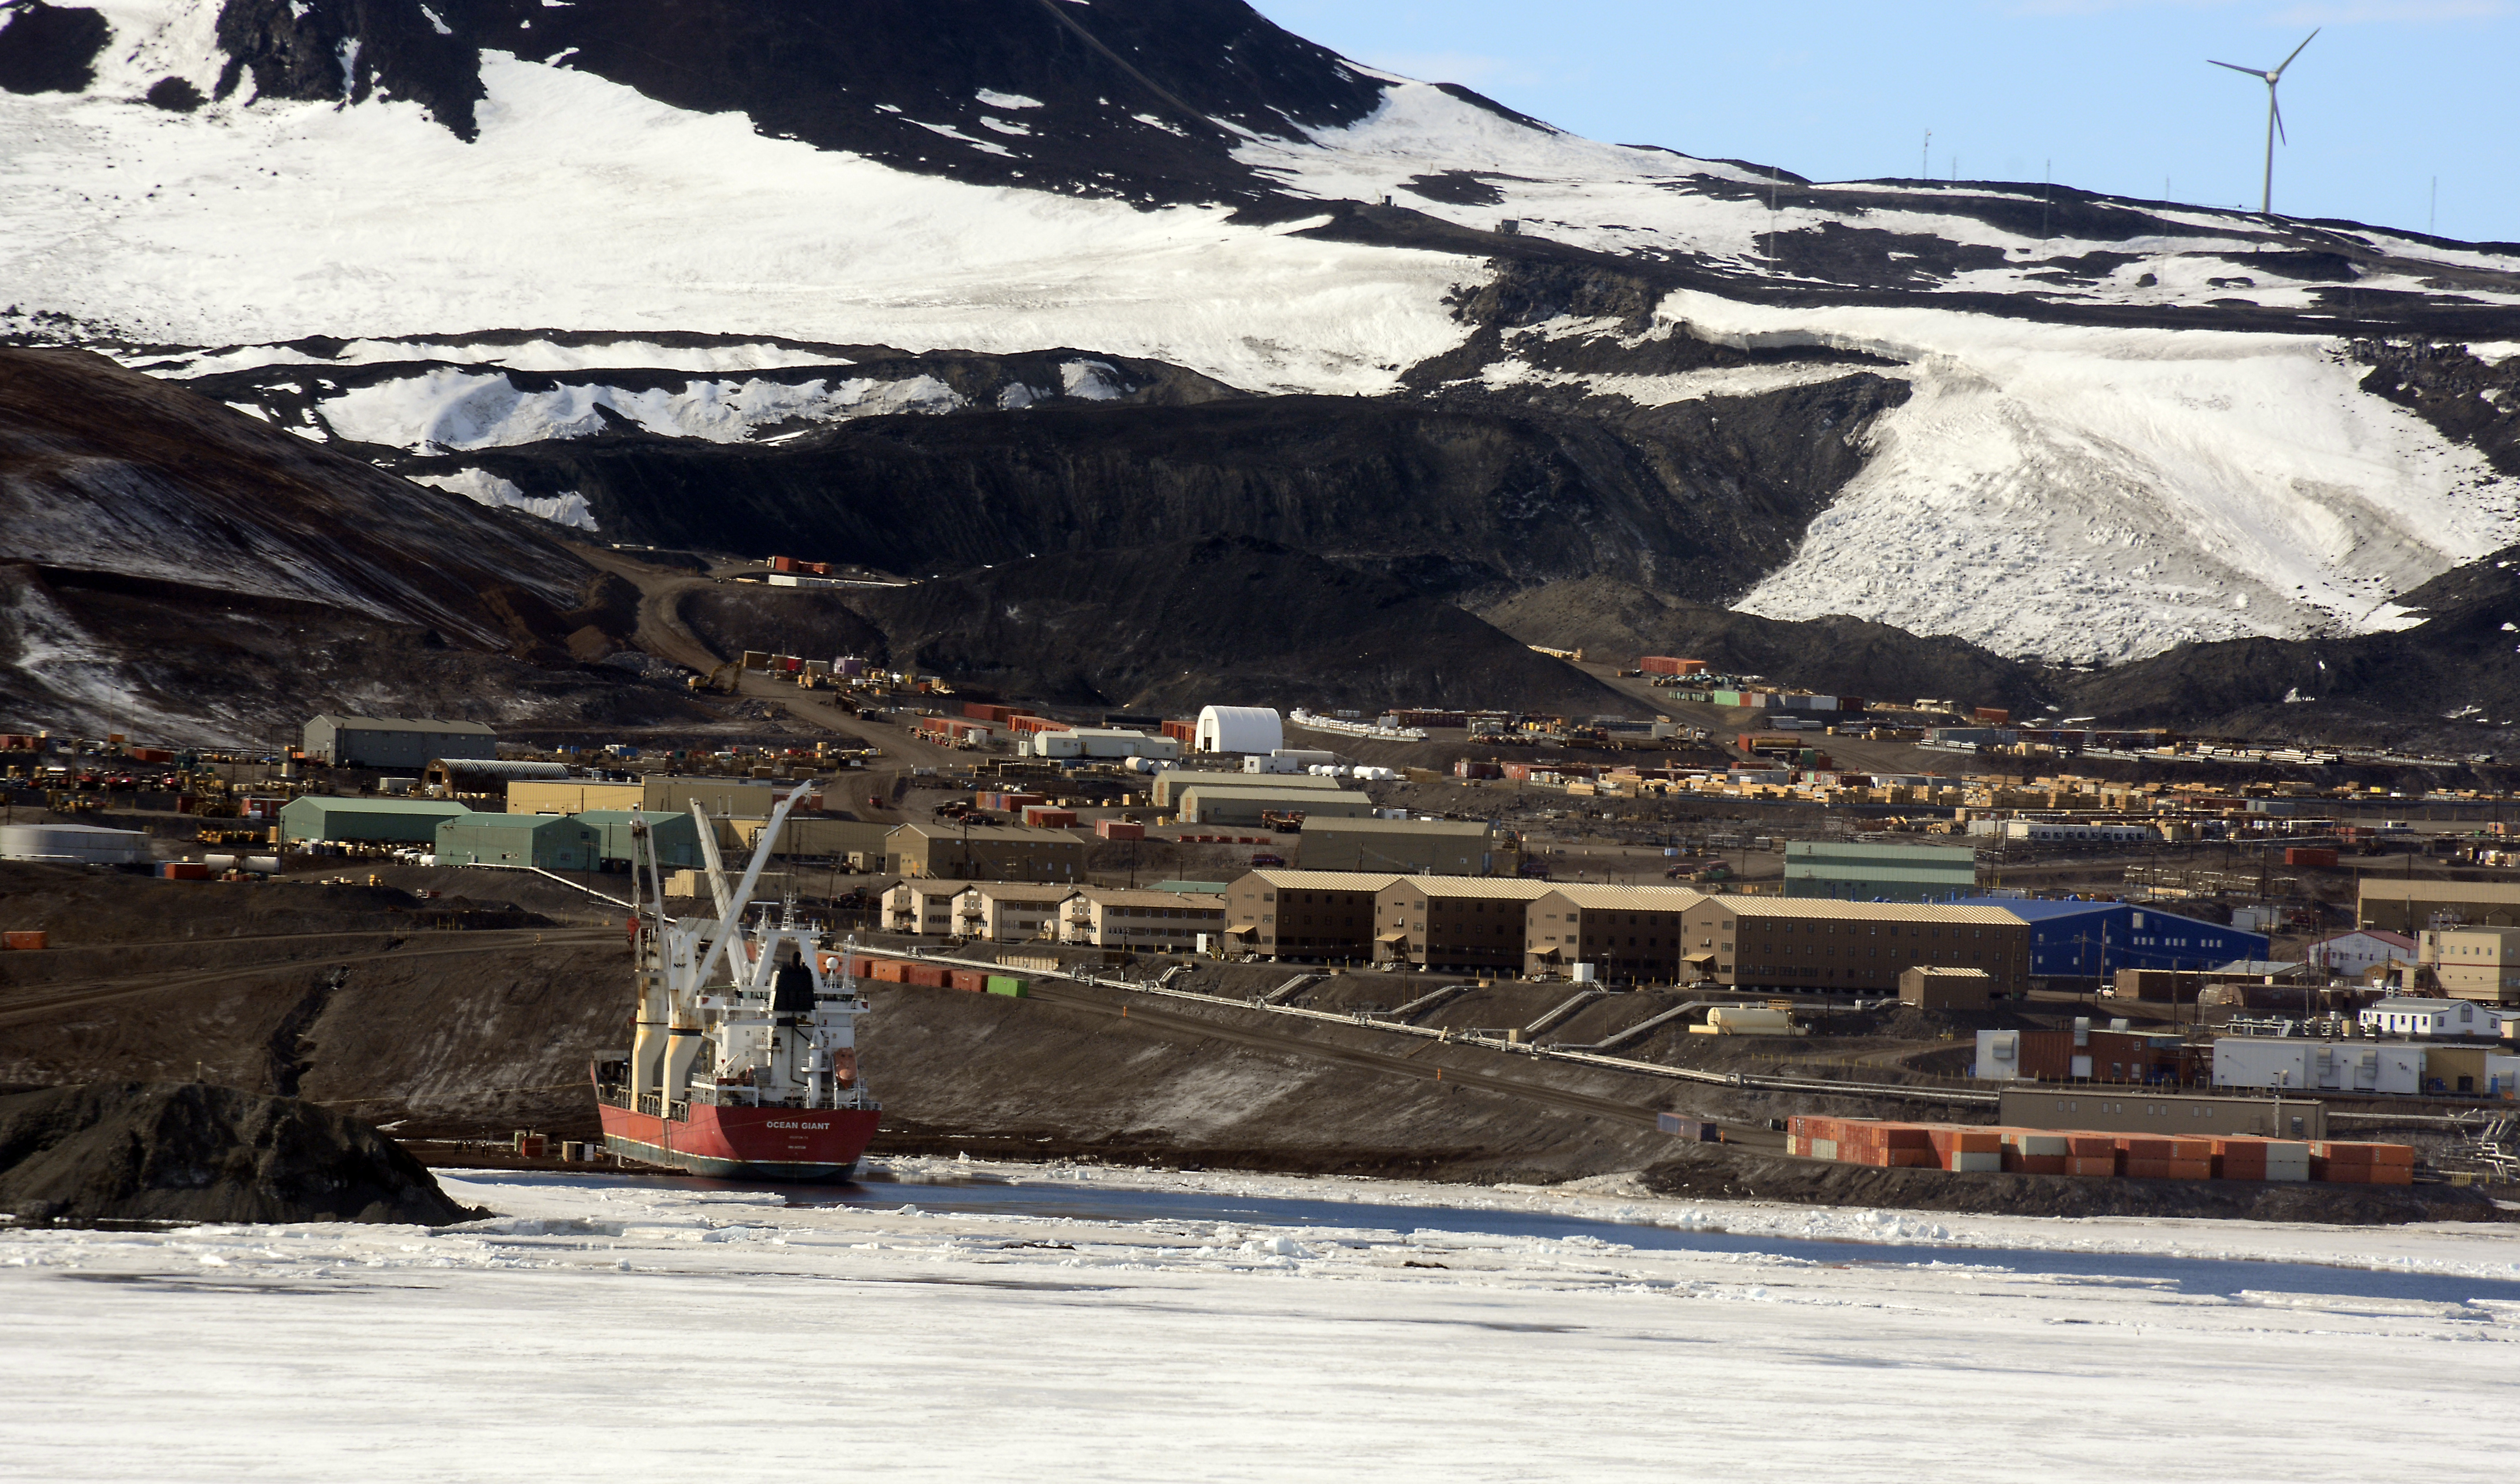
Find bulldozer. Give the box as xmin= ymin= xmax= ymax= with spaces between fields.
xmin=686 ymin=660 xmax=744 ymax=694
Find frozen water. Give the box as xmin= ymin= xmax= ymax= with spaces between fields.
xmin=4 ymin=1161 xmax=2516 ymax=1481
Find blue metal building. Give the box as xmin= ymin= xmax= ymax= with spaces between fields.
xmin=1953 ymin=899 xmax=2269 ymax=980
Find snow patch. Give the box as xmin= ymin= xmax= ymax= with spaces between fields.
xmin=1058 ymin=359 xmax=1124 ymax=401
xmin=974 ymin=90 xmax=1044 ymax=110
xmin=409 ymin=468 xmax=596 ymax=530
xmin=320 ymin=370 xmax=962 ymax=450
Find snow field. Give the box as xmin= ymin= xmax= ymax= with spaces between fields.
xmin=4 ymin=1163 xmax=2518 ymax=1482
xmin=319 ymin=368 xmax=963 ymax=450
xmin=0 ymin=48 xmax=1476 ymax=394
xmin=1654 ymin=292 xmax=2516 ymax=659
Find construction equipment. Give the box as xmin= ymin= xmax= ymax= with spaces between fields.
xmin=686 ymin=660 xmax=744 ymax=694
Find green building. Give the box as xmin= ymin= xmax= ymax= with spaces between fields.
xmin=434 ymin=812 xmax=600 ymax=871
xmin=277 ymin=796 xmax=471 ymax=845
xmin=1783 ymin=840 xmax=1978 ymax=903
xmin=574 ymin=810 xmax=705 ymax=871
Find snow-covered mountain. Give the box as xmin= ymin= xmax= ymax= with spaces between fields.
xmin=4 ymin=0 xmax=2518 ymax=665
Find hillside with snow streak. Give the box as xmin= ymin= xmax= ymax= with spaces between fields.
xmin=1 ymin=0 xmax=2516 ymax=663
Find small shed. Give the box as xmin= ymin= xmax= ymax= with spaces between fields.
xmin=574 ymin=810 xmax=704 ymax=871
xmin=278 ymin=797 xmax=471 ymax=845
xmin=1901 ymin=965 xmax=1995 ymax=1009
xmin=434 ymin=813 xmax=599 ymax=871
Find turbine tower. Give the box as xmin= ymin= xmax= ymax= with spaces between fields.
xmin=2209 ymin=30 xmax=2317 ymax=216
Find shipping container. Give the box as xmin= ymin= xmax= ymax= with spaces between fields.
xmin=2284 ymin=847 xmax=2340 ymax=868
xmin=1096 ymin=819 xmax=1145 ymax=840
xmin=2 ymin=930 xmax=46 ymax=950
xmin=1023 ymin=807 xmax=1079 ymax=828
xmin=158 ymin=861 xmax=210 ymax=880
xmin=985 ymin=976 xmax=1027 ymax=998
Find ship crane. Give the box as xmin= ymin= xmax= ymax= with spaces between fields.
xmin=593 ymin=785 xmax=881 ymax=1179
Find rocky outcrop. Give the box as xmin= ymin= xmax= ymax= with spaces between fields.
xmin=0 ymin=1082 xmax=481 ymax=1225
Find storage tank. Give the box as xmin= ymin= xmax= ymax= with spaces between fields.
xmin=1193 ymin=706 xmax=1284 ymax=755
xmin=0 ymin=824 xmax=150 ymax=865
xmin=1698 ymin=1007 xmax=1796 ymax=1035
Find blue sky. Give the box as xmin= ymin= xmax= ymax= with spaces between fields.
xmin=1250 ymin=0 xmax=2517 ymax=243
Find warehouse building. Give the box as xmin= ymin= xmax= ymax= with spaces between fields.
xmin=1519 ymin=884 xmax=1702 ymax=982
xmin=887 ymin=822 xmax=1085 ymax=882
xmin=1375 ymin=878 xmax=1561 ymax=973
xmin=1174 ymin=784 xmax=1371 ymax=827
xmin=1954 ymin=898 xmax=2267 ymax=983
xmin=1150 ymin=769 xmax=1344 ymax=809
xmin=1194 ymin=705 xmax=1284 ymax=754
xmin=1678 ymin=898 xmax=2033 ymax=995
xmin=434 ymin=812 xmax=600 ymax=871
xmin=2308 ymin=929 xmax=2416 ymax=979
xmin=760 ymin=817 xmax=897 ymax=873
xmin=2357 ymin=879 xmax=2520 ymax=934
xmin=1299 ymin=817 xmax=1511 ymax=876
xmin=507 ymin=778 xmax=647 ymax=815
xmin=949 ymin=882 xmax=1075 ymax=942
xmin=0 ymin=823 xmax=150 ymax=865
xmin=277 ymin=797 xmax=471 ymax=845
xmin=1059 ymin=887 xmax=1230 ymax=951
xmin=574 ymin=810 xmax=704 ymax=871
xmin=643 ymin=777 xmax=786 ymax=819
xmin=1223 ymin=870 xmax=1398 ymax=961
xmin=1783 ymin=840 xmax=1977 ymax=902
xmin=303 ymin=715 xmax=497 ymax=769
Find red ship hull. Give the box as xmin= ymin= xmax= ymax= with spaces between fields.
xmin=596 ymin=1094 xmax=881 ymax=1181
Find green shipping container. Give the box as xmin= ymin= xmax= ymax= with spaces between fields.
xmin=985 ymin=976 xmax=1026 ymax=998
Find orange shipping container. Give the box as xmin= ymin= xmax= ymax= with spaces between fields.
xmin=2 ymin=930 xmax=46 ymax=951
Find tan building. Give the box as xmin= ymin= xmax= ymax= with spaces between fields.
xmin=1522 ymin=885 xmax=1704 ymax=981
xmin=743 ymin=816 xmax=898 ymax=872
xmin=1223 ymin=870 xmax=1399 ymax=961
xmin=1901 ymin=965 xmax=1996 ymax=1009
xmin=1060 ymin=887 xmax=1229 ymax=951
xmin=888 ymin=822 xmax=1087 ymax=882
xmin=1175 ymin=785 xmax=1371 ymax=826
xmin=2358 ymin=879 xmax=2520 ymax=934
xmin=1152 ymin=770 xmax=1347 ymax=809
xmin=1677 ymin=898 xmax=2031 ymax=995
xmin=2420 ymin=926 xmax=2520 ymax=1004
xmin=642 ymin=776 xmax=785 ymax=819
xmin=507 ymin=779 xmax=645 ymax=814
xmin=950 ymin=882 xmax=1074 ymax=942
xmin=882 ymin=880 xmax=962 ymax=935
xmin=1374 ymin=878 xmax=1560 ymax=973
xmin=1299 ymin=817 xmax=1514 ymax=876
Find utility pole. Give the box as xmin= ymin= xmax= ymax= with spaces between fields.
xmin=1921 ymin=129 xmax=1931 ymax=179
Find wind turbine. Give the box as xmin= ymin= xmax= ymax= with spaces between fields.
xmin=2209 ymin=29 xmax=2317 ymax=216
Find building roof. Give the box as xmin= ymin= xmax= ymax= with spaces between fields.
xmin=572 ymin=810 xmax=696 ymax=826
xmin=957 ymin=882 xmax=1076 ymax=902
xmin=1070 ymin=888 xmax=1227 ymax=910
xmin=1533 ymin=884 xmax=1707 ymax=910
xmin=437 ymin=812 xmax=588 ymax=832
xmin=1240 ymin=870 xmax=1404 ymax=890
xmin=2357 ymin=879 xmax=2520 ymax=902
xmin=1952 ymin=897 xmax=2244 ymax=930
xmin=1383 ymin=877 xmax=1562 ymax=900
xmin=1303 ymin=817 xmax=1492 ymax=837
xmin=1909 ymin=966 xmax=1994 ymax=979
xmin=428 ymin=759 xmax=569 ymax=781
xmin=1176 ymin=785 xmax=1372 ymax=804
xmin=890 ymin=822 xmax=1084 ymax=843
xmin=311 ymin=714 xmax=497 ymax=734
xmin=1784 ymin=840 xmax=1975 ymax=863
xmin=2364 ymin=997 xmax=2481 ymax=1014
xmin=2314 ymin=929 xmax=2417 ymax=949
xmin=1714 ymin=898 xmax=2029 ymax=925
xmin=2209 ymin=960 xmax=2305 ymax=976
xmin=1150 ymin=879 xmax=1230 ymax=894
xmin=280 ymin=797 xmax=471 ymax=816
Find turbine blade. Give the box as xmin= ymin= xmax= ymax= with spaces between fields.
xmin=2274 ymin=93 xmax=2287 ymax=145
xmin=2207 ymin=59 xmax=2263 ymax=75
xmin=2274 ymin=27 xmax=2318 ymax=76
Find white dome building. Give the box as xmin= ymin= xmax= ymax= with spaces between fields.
xmin=1193 ymin=706 xmax=1283 ymax=755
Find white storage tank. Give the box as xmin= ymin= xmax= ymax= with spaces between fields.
xmin=0 ymin=823 xmax=150 ymax=865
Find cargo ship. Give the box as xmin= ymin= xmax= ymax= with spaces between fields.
xmin=592 ymin=789 xmax=879 ymax=1180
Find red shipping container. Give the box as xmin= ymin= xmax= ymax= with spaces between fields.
xmin=1097 ymin=820 xmax=1145 ymax=840
xmin=2 ymin=931 xmax=46 ymax=951
xmin=2066 ymin=1157 xmax=2118 ymax=1177
xmin=2124 ymin=1158 xmax=2212 ymax=1181
xmin=1974 ymin=707 xmax=2010 ymax=724
xmin=1024 ymin=807 xmax=1078 ymax=828
xmin=2285 ymin=847 xmax=2339 ymax=868
xmin=2007 ymin=1154 xmax=2071 ymax=1175
xmin=159 ymin=861 xmax=210 ymax=880
xmin=948 ymin=969 xmax=988 ymax=992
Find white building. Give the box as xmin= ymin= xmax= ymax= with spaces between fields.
xmin=2310 ymin=929 xmax=2417 ymax=978
xmin=2001 ymin=821 xmax=2156 ymax=844
xmin=2357 ymin=997 xmax=2506 ymax=1039
xmin=949 ymin=882 xmax=1073 ymax=943
xmin=1194 ymin=706 xmax=1284 ymax=755
xmin=0 ymin=823 xmax=150 ymax=865
xmin=2210 ymin=1038 xmax=2424 ymax=1096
